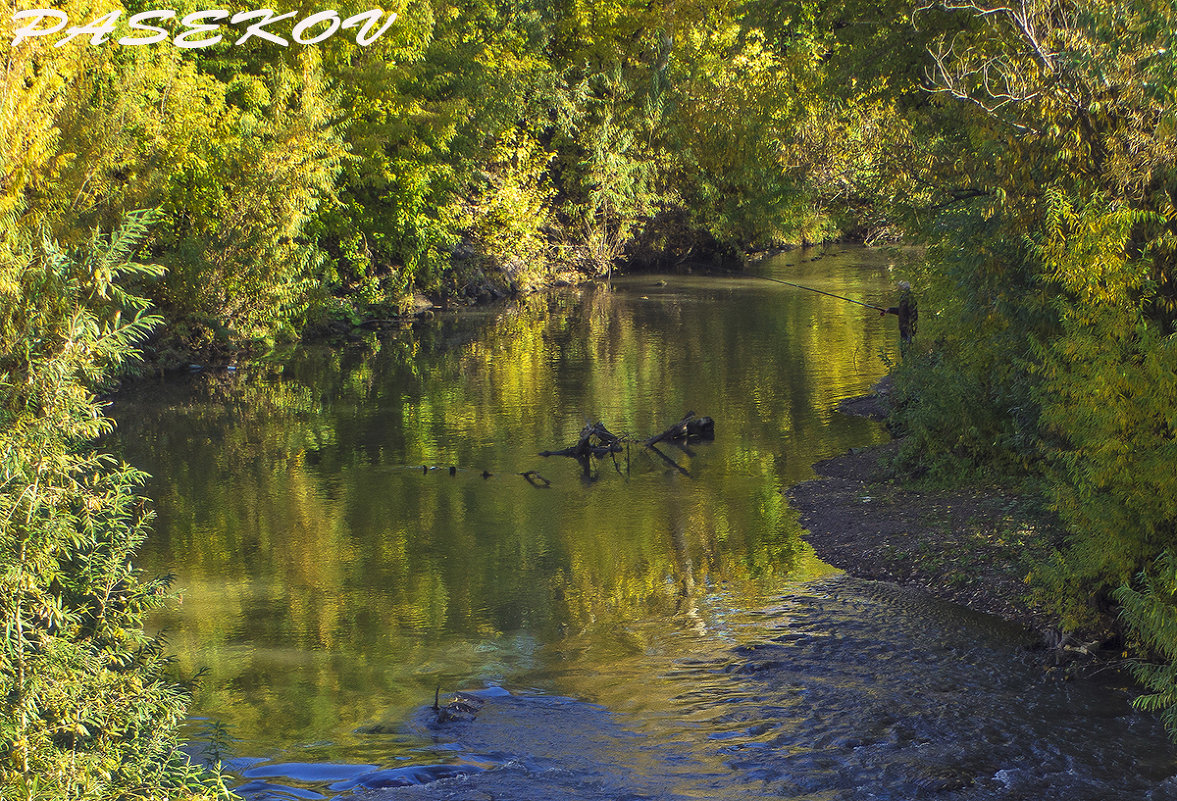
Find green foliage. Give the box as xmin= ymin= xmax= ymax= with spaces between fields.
xmin=0 ymin=213 xmax=229 ymax=799
xmin=459 ymin=128 xmax=557 ymax=289
xmin=1030 ymin=192 xmax=1177 ymax=630
xmin=557 ymin=71 xmax=660 ymax=275
xmin=1115 ymin=553 xmax=1177 ymax=738
xmin=4 ymin=0 xmax=881 ymax=354
xmin=874 ymin=0 xmax=1177 ymax=727
xmin=666 ymin=24 xmax=817 ymax=251
xmin=152 ymin=51 xmax=343 ymax=353
xmin=2 ymin=4 xmax=344 ymax=359
xmin=887 ymin=215 xmax=1053 ymax=477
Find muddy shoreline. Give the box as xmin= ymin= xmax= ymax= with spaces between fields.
xmin=789 ymin=386 xmax=1059 ymax=638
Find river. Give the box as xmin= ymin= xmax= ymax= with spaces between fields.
xmin=112 ymin=248 xmax=1177 ymax=800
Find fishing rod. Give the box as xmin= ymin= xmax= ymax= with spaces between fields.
xmin=747 ymin=273 xmax=889 ymax=312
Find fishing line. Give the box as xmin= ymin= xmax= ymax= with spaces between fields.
xmin=744 ymin=273 xmax=889 ymax=312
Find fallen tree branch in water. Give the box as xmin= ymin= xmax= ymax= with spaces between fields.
xmin=539 ymin=420 xmax=624 ymax=458
xmin=644 ymin=411 xmax=715 ymax=447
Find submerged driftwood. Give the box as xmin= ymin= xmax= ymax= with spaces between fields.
xmin=416 ymin=415 xmax=715 ymax=485
xmin=520 ymin=470 xmax=552 ymax=488
xmin=539 ymin=413 xmax=715 ymax=459
xmin=539 ymin=421 xmax=624 ymax=458
xmin=532 ymin=412 xmax=716 ymax=481
xmin=644 ymin=411 xmax=715 ymax=446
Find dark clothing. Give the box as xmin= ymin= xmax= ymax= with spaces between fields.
xmin=885 ymin=291 xmax=918 ymax=343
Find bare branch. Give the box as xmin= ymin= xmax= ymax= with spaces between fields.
xmin=925 ymin=39 xmax=1037 ymax=131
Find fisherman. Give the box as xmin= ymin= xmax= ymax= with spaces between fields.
xmin=882 ymin=281 xmax=917 ymax=344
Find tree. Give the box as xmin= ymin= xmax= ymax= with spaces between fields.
xmin=876 ymin=0 xmax=1177 ymax=727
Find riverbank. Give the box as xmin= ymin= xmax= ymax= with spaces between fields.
xmin=788 ymin=385 xmax=1061 ymax=639
xmin=142 ymin=243 xmax=860 ymax=372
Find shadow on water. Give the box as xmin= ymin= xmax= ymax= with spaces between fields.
xmin=109 ymin=248 xmax=1177 ymax=799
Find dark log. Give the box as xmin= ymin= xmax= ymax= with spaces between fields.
xmin=589 ymin=421 xmax=622 ymax=446
xmin=644 ymin=412 xmax=715 ymax=446
xmin=540 ymin=420 xmax=625 ymax=458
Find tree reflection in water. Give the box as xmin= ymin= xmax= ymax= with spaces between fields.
xmin=113 ymin=248 xmax=897 ymax=761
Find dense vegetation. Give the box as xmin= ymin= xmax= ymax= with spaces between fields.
xmin=868 ymin=0 xmax=1177 ymax=733
xmin=0 ymin=214 xmax=229 ymax=797
xmin=3 ymin=0 xmax=1177 ymax=792
xmin=4 ymin=0 xmax=852 ymax=364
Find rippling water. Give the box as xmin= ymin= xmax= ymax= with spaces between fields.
xmin=278 ymin=578 xmax=1175 ymax=801
xmin=110 ymin=248 xmax=1177 ymax=800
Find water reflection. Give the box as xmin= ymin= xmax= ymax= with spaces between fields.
xmin=113 ymin=249 xmax=898 ymax=761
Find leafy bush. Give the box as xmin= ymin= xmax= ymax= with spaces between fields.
xmin=887 ymin=214 xmax=1053 ymax=479
xmin=0 ymin=213 xmax=229 ymax=800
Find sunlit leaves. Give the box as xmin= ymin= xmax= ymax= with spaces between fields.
xmin=0 ymin=218 xmax=229 ymax=798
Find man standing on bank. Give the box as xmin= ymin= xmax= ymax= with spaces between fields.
xmin=882 ymin=281 xmax=917 ymax=344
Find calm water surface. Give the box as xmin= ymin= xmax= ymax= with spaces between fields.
xmin=112 ymin=249 xmax=1177 ymax=800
